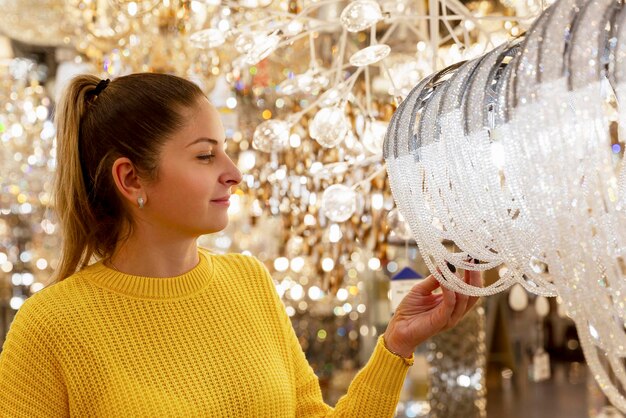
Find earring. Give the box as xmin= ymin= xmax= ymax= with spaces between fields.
xmin=137 ymin=197 xmax=145 ymax=209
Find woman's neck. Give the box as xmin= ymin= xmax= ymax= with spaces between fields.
xmin=107 ymin=234 xmax=200 ymax=278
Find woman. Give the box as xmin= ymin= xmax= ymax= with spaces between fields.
xmin=0 ymin=73 xmax=480 ymax=417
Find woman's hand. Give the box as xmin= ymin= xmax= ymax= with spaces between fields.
xmin=382 ymin=269 xmax=482 ymax=358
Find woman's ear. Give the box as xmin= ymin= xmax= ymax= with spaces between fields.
xmin=111 ymin=157 xmax=146 ymax=207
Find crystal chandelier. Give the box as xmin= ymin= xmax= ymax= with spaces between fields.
xmin=182 ymin=0 xmax=540 ymax=290
xmin=385 ymin=0 xmax=626 ymax=410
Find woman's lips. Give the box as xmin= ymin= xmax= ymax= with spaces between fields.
xmin=210 ymin=196 xmax=230 ymax=206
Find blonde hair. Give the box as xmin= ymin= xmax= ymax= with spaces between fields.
xmin=52 ymin=73 xmax=205 ymax=283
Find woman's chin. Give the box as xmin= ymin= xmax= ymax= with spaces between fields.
xmin=199 ymin=221 xmax=229 ymax=236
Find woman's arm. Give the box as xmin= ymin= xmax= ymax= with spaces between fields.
xmin=254 ymin=256 xmax=480 ymax=418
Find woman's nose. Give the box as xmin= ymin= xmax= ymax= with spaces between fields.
xmin=221 ymin=156 xmax=242 ymax=186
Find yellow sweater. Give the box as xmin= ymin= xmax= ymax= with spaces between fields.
xmin=0 ymin=248 xmax=413 ymax=417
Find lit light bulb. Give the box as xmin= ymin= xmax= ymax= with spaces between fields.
xmin=290 ymin=256 xmax=305 ymax=272
xmin=336 ymin=288 xmax=349 ymax=301
xmin=322 ymin=257 xmax=335 ymax=272
xmin=274 ymin=257 xmax=289 ymax=272
xmin=329 ymin=223 xmax=343 ymax=243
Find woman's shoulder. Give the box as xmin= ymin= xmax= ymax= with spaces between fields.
xmin=8 ymin=271 xmax=87 ymax=334
xmin=24 ymin=269 xmax=87 ymax=304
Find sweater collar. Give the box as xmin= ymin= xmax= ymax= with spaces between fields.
xmin=82 ymin=248 xmax=214 ymax=300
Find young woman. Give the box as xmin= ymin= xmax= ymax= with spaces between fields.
xmin=0 ymin=73 xmax=481 ymax=417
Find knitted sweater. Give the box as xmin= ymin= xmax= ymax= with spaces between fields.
xmin=0 ymin=248 xmax=413 ymax=417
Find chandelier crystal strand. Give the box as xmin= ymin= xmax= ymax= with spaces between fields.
xmin=461 ymin=49 xmax=518 ymax=282
xmin=386 ymin=75 xmax=463 ymax=293
xmin=615 ymin=5 xmax=626 ymax=213
xmin=387 ymin=63 xmax=510 ymax=295
xmin=479 ymin=43 xmax=557 ymax=295
xmin=438 ymin=59 xmax=506 ymax=267
xmin=437 ymin=59 xmax=500 ymax=263
xmin=561 ymin=0 xmax=626 ymax=408
xmin=554 ymin=0 xmax=619 ymax=344
xmin=490 ymin=36 xmax=560 ymax=293
xmin=510 ymin=5 xmax=554 ymax=108
xmin=467 ymin=45 xmax=553 ymax=294
xmin=399 ymin=74 xmax=469 ymax=292
xmin=419 ymin=66 xmax=501 ymax=275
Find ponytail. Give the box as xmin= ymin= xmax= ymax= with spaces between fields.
xmin=50 ymin=73 xmax=205 ymax=283
xmin=52 ymin=75 xmax=102 ymax=283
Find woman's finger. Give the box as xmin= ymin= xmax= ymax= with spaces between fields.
xmin=437 ymin=283 xmax=457 ymax=323
xmin=449 ymin=290 xmax=468 ymax=326
xmin=411 ymin=274 xmax=441 ymax=295
xmin=464 ymin=269 xmax=482 ymax=313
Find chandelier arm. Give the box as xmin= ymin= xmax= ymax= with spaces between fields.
xmin=429 ymin=0 xmax=439 ymax=71
xmin=379 ymin=60 xmax=401 ymax=102
xmin=441 ymin=0 xmax=486 ymax=34
xmin=333 ymin=29 xmax=347 ymax=86
xmin=364 ymin=66 xmax=373 ymax=117
xmin=457 ymin=14 xmax=544 ymax=22
xmin=391 ymin=14 xmax=465 ymax=21
xmin=377 ymin=19 xmax=402 ymax=44
xmin=272 ymin=23 xmax=339 ymax=52
xmin=229 ymin=13 xmax=294 ymax=33
xmin=308 ymin=32 xmax=317 ymax=69
xmin=441 ymin=0 xmax=466 ymax=50
xmin=370 ymin=23 xmax=376 ymax=45
xmin=288 ymin=74 xmax=355 ymax=123
xmin=314 ymin=156 xmax=384 ymax=183
xmin=345 ymin=68 xmax=365 ymax=95
xmin=351 ymin=164 xmax=387 ymax=191
xmin=228 ymin=5 xmax=337 ymax=36
xmin=401 ymin=20 xmax=429 ymax=43
xmin=463 ymin=25 xmax=470 ymax=50
xmin=314 ymin=62 xmax=353 ymax=80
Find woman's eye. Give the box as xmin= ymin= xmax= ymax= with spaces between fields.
xmin=197 ymin=154 xmax=216 ymax=161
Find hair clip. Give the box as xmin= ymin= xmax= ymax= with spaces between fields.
xmin=93 ymin=79 xmax=111 ymax=96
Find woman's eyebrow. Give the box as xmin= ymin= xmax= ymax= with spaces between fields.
xmin=186 ymin=137 xmax=220 ymax=147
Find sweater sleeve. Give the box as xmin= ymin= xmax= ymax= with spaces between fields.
xmin=0 ymin=297 xmax=69 ymax=417
xmin=252 ymin=256 xmax=413 ymax=418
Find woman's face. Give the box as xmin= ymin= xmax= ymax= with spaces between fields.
xmin=142 ymin=97 xmax=242 ymax=237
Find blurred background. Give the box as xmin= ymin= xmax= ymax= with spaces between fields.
xmin=0 ymin=0 xmax=618 ymax=416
